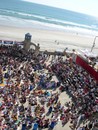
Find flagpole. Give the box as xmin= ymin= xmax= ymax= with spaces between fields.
xmin=91 ymin=36 xmax=98 ymax=52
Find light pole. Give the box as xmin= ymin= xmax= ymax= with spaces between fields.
xmin=91 ymin=36 xmax=98 ymax=52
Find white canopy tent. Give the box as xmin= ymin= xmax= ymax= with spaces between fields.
xmin=78 ymin=49 xmax=98 ymax=58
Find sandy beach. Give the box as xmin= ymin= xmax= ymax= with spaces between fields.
xmin=0 ymin=0 xmax=98 ymax=129
xmin=0 ymin=24 xmax=98 ymax=130
xmin=0 ymin=25 xmax=98 ymax=53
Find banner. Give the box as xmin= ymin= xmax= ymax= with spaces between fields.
xmin=76 ymin=55 xmax=98 ymax=81
xmin=4 ymin=40 xmax=13 ymax=44
xmin=14 ymin=41 xmax=23 ymax=45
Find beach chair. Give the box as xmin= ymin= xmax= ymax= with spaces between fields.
xmin=22 ymin=124 xmax=26 ymax=130
xmin=30 ymin=85 xmax=34 ymax=91
xmin=49 ymin=121 xmax=56 ymax=129
xmin=48 ymin=106 xmax=52 ymax=114
xmin=4 ymin=73 xmax=9 ymax=79
xmin=32 ymin=123 xmax=38 ymax=130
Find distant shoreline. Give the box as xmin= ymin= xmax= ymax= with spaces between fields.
xmin=0 ymin=23 xmax=98 ymax=53
xmin=0 ymin=14 xmax=98 ymax=37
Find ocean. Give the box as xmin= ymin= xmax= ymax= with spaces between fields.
xmin=0 ymin=0 xmax=98 ymax=35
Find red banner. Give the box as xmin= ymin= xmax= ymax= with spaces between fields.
xmin=76 ymin=55 xmax=98 ymax=81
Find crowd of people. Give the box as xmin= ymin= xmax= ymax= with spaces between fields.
xmin=0 ymin=45 xmax=63 ymax=130
xmin=0 ymin=65 xmax=3 ymax=84
xmin=0 ymin=44 xmax=98 ymax=130
xmin=51 ymin=56 xmax=98 ymax=129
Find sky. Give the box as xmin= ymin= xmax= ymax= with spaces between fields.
xmin=22 ymin=0 xmax=98 ymax=17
